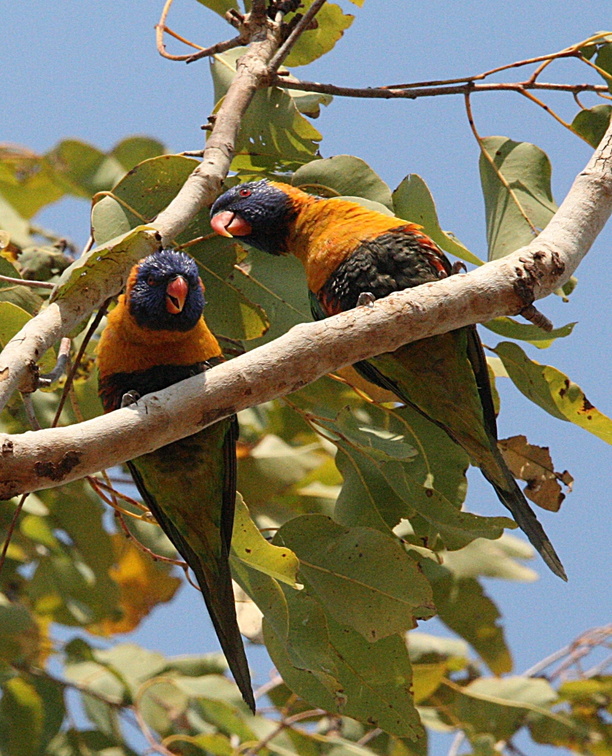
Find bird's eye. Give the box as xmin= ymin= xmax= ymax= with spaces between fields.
xmin=239 ymin=187 xmax=252 ymax=197
xmin=147 ymin=276 xmax=159 ymax=287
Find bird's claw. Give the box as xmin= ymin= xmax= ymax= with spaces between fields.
xmin=450 ymin=261 xmax=467 ymax=276
xmin=357 ymin=292 xmax=376 ymax=307
xmin=121 ymin=390 xmax=140 ymax=408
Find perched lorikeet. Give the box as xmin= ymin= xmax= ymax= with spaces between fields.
xmin=97 ymin=249 xmax=255 ymax=711
xmin=210 ymin=180 xmax=567 ymax=581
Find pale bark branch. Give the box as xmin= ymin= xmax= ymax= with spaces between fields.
xmin=2 ymin=113 xmax=612 ymax=498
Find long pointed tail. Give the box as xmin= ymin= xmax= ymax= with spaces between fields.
xmin=193 ymin=558 xmax=256 ymax=713
xmin=483 ymin=454 xmax=567 ymax=581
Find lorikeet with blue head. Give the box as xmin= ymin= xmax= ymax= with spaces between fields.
xmin=97 ymin=248 xmax=255 ymax=711
xmin=210 ymin=180 xmax=567 ymax=581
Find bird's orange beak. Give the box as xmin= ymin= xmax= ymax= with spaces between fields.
xmin=165 ymin=275 xmax=188 ymax=314
xmin=210 ymin=211 xmax=252 ymax=238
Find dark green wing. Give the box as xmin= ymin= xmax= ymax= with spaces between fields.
xmin=127 ymin=415 xmax=255 ymax=711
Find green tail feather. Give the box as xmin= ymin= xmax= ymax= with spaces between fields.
xmin=127 ymin=446 xmax=256 ymax=713
xmin=482 ymin=452 xmax=567 ymax=581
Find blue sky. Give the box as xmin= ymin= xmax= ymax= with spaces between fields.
xmin=4 ymin=2 xmax=611 ymax=753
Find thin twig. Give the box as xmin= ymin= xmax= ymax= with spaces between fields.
xmin=0 ymin=275 xmax=55 ymax=289
xmin=241 ymin=709 xmax=326 ymax=756
xmin=518 ymin=89 xmax=588 ymax=145
xmin=87 ymin=476 xmax=150 ymax=519
xmin=447 ymin=731 xmax=466 ymax=756
xmin=90 ymin=476 xmax=149 ymax=513
xmin=253 ymin=673 xmax=283 ymax=701
xmin=22 ymin=394 xmax=41 ymax=431
xmin=185 ymin=35 xmax=248 ymax=64
xmin=272 ymin=76 xmax=608 ymax=100
xmin=0 ymin=494 xmax=28 ymax=575
xmin=50 ymin=302 xmax=108 ymax=428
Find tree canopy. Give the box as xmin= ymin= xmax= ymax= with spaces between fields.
xmin=0 ymin=2 xmax=611 ymax=755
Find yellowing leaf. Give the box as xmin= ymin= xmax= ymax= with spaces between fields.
xmin=90 ymin=534 xmax=180 ymax=636
xmin=494 ymin=341 xmax=612 ymax=444
xmin=231 ymin=494 xmax=300 ymax=587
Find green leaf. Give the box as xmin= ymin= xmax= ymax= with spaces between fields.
xmin=0 ymin=193 xmax=33 ymax=249
xmin=195 ymin=0 xmax=238 ymax=16
xmin=110 ymin=136 xmax=165 ymax=171
xmin=265 ymin=589 xmax=424 ymax=738
xmin=230 ymin=493 xmax=300 ymax=586
xmin=50 ymin=225 xmax=161 ymax=303
xmin=290 ymin=380 xmax=509 ymax=549
xmin=422 ymin=559 xmax=512 ymax=675
xmin=230 ymin=248 xmax=311 ymax=347
xmin=455 ymin=676 xmax=561 ymax=742
xmin=334 ymin=444 xmax=413 ymax=532
xmin=292 ymin=155 xmax=393 ymax=209
xmin=440 ymin=534 xmax=538 ymax=583
xmin=494 ymin=341 xmax=612 ymax=443
xmin=231 ymin=559 xmax=290 ymax=641
xmin=482 ymin=316 xmax=575 ymax=349
xmin=326 ymin=407 xmax=506 ymax=549
xmin=46 ymin=139 xmax=125 ymax=199
xmin=0 ymin=147 xmax=64 ymax=219
xmin=595 ymin=41 xmax=612 ymax=92
xmin=407 ymin=632 xmax=470 ymax=667
xmin=280 ymin=73 xmax=334 ymax=117
xmin=90 ymin=155 xmax=200 ymax=245
xmin=0 ymin=302 xmax=55 ymax=372
xmin=92 ymin=644 xmax=168 ymax=698
xmin=276 ymin=515 xmax=434 ymax=640
xmin=283 ymin=2 xmax=354 ymax=67
xmin=47 ymin=729 xmax=140 ymax=756
xmin=0 ymin=598 xmax=40 ymax=665
xmin=393 ymin=174 xmax=483 ymax=266
xmin=572 ymin=104 xmax=612 ymax=148
xmin=0 ymin=676 xmax=44 ymax=756
xmin=211 ymin=49 xmax=322 ymax=173
xmin=185 ymin=236 xmax=269 ymax=341
xmin=237 ymin=432 xmax=328 ymax=507
xmin=138 ymin=678 xmax=190 ymax=737
xmin=28 ymin=482 xmax=120 ymax=627
xmin=479 ymin=136 xmax=557 ymax=260
xmin=0 ymin=676 xmax=64 ymax=756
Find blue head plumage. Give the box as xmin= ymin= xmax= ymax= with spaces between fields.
xmin=128 ymin=249 xmax=205 ymax=332
xmin=210 ymin=180 xmax=298 ymax=255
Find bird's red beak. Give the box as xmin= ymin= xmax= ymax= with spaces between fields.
xmin=210 ymin=211 xmax=252 ymax=238
xmin=165 ymin=275 xmax=188 ymax=314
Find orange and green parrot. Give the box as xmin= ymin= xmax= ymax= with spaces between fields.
xmin=210 ymin=180 xmax=567 ymax=581
xmin=97 ymin=248 xmax=255 ymax=711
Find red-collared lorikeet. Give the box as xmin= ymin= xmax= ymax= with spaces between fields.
xmin=97 ymin=248 xmax=255 ymax=711
xmin=210 ymin=180 xmax=566 ymax=581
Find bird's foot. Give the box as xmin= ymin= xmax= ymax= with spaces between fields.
xmin=120 ymin=390 xmax=141 ymax=408
xmin=449 ymin=261 xmax=467 ymax=276
xmin=357 ymin=292 xmax=376 ymax=307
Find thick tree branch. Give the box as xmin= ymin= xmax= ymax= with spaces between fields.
xmin=2 ymin=108 xmax=612 ymax=499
